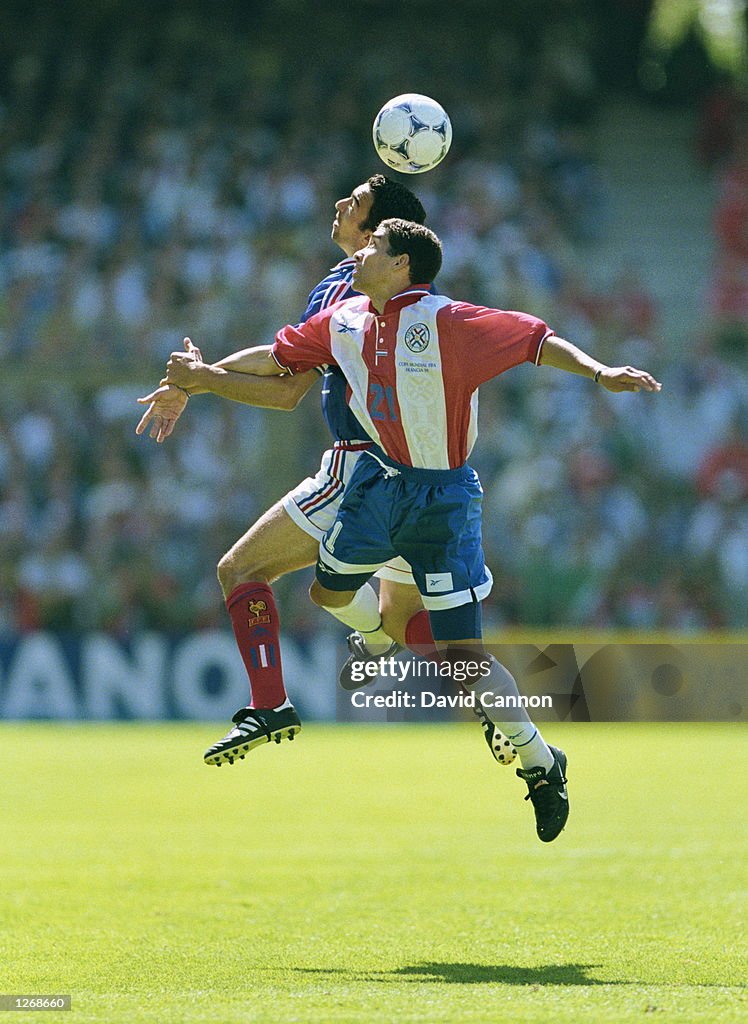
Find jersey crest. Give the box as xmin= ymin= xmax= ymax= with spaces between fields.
xmin=404 ymin=323 xmax=431 ymax=352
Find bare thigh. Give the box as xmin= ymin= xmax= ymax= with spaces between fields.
xmin=217 ymin=499 xmax=320 ymax=597
xmin=378 ymin=579 xmax=424 ymax=646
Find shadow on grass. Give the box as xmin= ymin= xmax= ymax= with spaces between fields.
xmin=395 ymin=962 xmax=609 ymax=985
xmin=294 ymin=962 xmax=611 ymax=986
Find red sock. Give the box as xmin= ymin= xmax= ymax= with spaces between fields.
xmin=226 ymin=582 xmax=287 ymax=708
xmin=404 ymin=610 xmax=441 ymax=663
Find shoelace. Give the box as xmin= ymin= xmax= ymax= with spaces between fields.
xmin=231 ymin=708 xmax=266 ymax=732
xmin=524 ymin=777 xmax=566 ymax=803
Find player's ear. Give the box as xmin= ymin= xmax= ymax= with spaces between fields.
xmin=393 ymin=252 xmax=410 ymax=273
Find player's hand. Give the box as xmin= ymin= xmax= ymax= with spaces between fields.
xmin=598 ymin=366 xmax=662 ymax=394
xmin=165 ymin=337 xmax=204 ymax=389
xmin=184 ymin=337 xmax=202 ymax=362
xmin=135 ymin=383 xmax=189 ymax=443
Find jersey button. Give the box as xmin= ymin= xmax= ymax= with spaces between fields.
xmin=380 ymin=321 xmax=385 ymax=327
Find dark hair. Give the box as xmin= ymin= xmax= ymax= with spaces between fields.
xmin=380 ymin=218 xmax=442 ymax=284
xmin=361 ymin=174 xmax=427 ymax=232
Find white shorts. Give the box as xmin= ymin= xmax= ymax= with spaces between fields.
xmin=283 ymin=441 xmax=416 ymax=585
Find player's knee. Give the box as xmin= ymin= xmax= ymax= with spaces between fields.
xmin=217 ymin=549 xmax=263 ymax=596
xmin=309 ymin=579 xmax=351 ymax=609
xmin=309 ymin=580 xmax=328 ymax=607
xmin=216 ymin=552 xmax=229 ymax=580
xmin=216 ymin=554 xmax=236 ymax=597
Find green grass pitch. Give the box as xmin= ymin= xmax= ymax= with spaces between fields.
xmin=2 ymin=722 xmax=746 ymax=1023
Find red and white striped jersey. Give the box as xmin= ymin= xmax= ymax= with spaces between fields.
xmin=273 ymin=287 xmax=552 ymax=470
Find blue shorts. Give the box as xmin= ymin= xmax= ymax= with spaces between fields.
xmin=317 ymin=452 xmax=493 ymax=613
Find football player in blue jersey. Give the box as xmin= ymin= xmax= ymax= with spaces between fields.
xmin=137 ymin=175 xmax=465 ymax=765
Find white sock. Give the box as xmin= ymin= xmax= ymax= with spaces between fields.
xmin=322 ymin=583 xmax=393 ymax=653
xmin=510 ymin=727 xmax=555 ymax=773
xmin=469 ymin=657 xmax=555 ymax=772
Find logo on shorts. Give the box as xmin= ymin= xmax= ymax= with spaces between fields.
xmin=404 ymin=323 xmax=431 ymax=352
xmin=425 ymin=572 xmax=454 ymax=593
xmin=248 ymin=599 xmax=272 ymax=625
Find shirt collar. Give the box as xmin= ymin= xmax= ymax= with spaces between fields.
xmin=330 ymin=256 xmax=357 ymax=271
xmin=366 ymin=284 xmax=432 ymax=316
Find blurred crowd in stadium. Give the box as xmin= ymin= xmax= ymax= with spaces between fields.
xmin=1 ymin=7 xmax=746 ymax=637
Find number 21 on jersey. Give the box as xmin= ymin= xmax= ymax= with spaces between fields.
xmin=368 ymin=382 xmax=398 ymax=421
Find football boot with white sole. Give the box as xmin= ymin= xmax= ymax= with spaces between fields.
xmin=204 ymin=705 xmax=301 ymax=766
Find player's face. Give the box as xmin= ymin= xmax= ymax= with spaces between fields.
xmin=352 ymin=227 xmax=399 ymax=293
xmin=332 ymin=183 xmax=374 ymax=254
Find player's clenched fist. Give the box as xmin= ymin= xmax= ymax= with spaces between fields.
xmin=165 ymin=337 xmax=204 ymax=389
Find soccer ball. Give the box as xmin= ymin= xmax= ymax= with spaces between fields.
xmin=372 ymin=94 xmax=452 ymax=174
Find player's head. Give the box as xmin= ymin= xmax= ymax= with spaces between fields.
xmin=363 ymin=174 xmax=426 ymax=231
xmin=378 ymin=218 xmax=442 ymax=283
xmin=332 ymin=174 xmax=426 ymax=256
xmin=352 ymin=218 xmax=442 ymax=300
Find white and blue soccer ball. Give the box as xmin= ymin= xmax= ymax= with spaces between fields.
xmin=372 ymin=93 xmax=452 ymax=174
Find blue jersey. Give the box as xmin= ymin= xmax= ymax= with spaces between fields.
xmin=298 ymin=257 xmax=437 ymax=442
xmin=298 ymin=257 xmax=369 ymax=442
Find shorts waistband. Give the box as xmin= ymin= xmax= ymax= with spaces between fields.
xmin=366 ymin=447 xmax=474 ymax=484
xmin=332 ymin=440 xmax=374 ymax=451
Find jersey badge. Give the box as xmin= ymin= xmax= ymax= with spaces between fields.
xmin=404 ymin=323 xmax=431 ymax=352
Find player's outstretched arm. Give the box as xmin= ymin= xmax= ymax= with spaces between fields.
xmin=539 ymin=336 xmax=662 ymax=393
xmin=213 ymin=344 xmax=279 ymax=373
xmin=164 ymin=339 xmax=316 ymax=411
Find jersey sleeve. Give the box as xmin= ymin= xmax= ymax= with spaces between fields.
xmin=449 ymin=303 xmax=553 ymax=388
xmin=299 ymin=286 xmax=324 ymax=325
xmin=300 ymin=277 xmax=352 ymax=324
xmin=272 ymin=308 xmax=336 ymax=375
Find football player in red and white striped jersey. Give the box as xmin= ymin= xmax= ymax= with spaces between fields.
xmin=253 ymin=217 xmax=661 ymax=840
